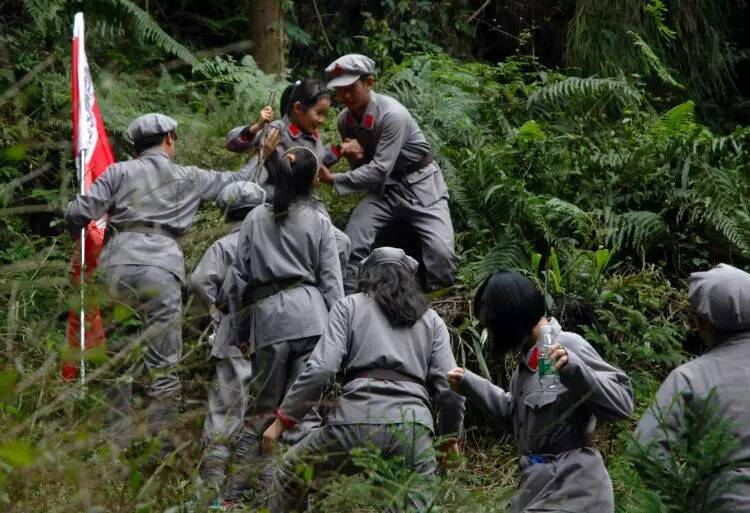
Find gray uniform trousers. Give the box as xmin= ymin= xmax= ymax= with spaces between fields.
xmin=343 ymin=175 xmax=456 ymax=294
xmin=223 ymin=335 xmax=320 ymax=501
xmin=201 ymin=355 xmax=253 ymax=488
xmin=270 ymin=423 xmax=436 ymax=513
xmin=105 ymin=264 xmax=182 ymax=442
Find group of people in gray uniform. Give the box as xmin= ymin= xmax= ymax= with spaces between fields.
xmin=64 ymin=52 xmax=750 ymax=513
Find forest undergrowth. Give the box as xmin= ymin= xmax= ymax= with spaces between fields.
xmin=2 ymin=1 xmax=750 ymax=512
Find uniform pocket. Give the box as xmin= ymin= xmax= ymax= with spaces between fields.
xmin=523 ymin=390 xmax=560 ymax=410
xmin=405 ymin=163 xmax=446 ymax=207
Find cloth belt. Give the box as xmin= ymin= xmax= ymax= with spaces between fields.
xmin=390 ymin=152 xmax=434 ymax=180
xmin=114 ymin=224 xmax=183 ymax=241
xmin=244 ymin=277 xmax=303 ymax=305
xmin=522 ymin=437 xmax=593 ymax=466
xmin=344 ymin=368 xmax=423 ymax=386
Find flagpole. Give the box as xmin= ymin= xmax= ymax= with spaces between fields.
xmin=78 ymin=148 xmax=86 ymax=385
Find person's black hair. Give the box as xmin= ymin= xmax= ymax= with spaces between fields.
xmin=474 ymin=271 xmax=545 ymax=357
xmin=133 ymin=130 xmax=177 ymax=155
xmin=225 ymin=207 xmax=253 ymax=223
xmin=358 ymin=262 xmax=429 ymax=327
xmin=280 ymin=79 xmax=330 ymax=118
xmin=270 ymin=147 xmax=317 ymax=220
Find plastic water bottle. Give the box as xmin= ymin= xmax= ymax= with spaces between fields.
xmin=537 ymin=324 xmax=560 ymax=390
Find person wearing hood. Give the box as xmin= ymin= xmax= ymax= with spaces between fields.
xmin=64 ymin=113 xmax=272 ymax=448
xmin=635 ymin=263 xmax=750 ymax=512
xmin=225 ymin=80 xmax=351 ymax=272
xmin=188 ymin=181 xmax=266 ymax=498
xmin=448 ymin=271 xmax=634 ymax=513
xmin=262 ymin=247 xmax=465 ymax=513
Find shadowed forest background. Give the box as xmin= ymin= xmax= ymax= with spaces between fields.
xmin=2 ymin=0 xmax=750 ymax=511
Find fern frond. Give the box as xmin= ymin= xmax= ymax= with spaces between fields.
xmin=109 ymin=0 xmax=196 ymax=65
xmin=629 ymin=31 xmax=683 ymax=89
xmin=476 ymin=237 xmax=531 ymax=283
xmin=527 ymin=77 xmax=642 ymax=110
xmin=605 ymin=210 xmax=668 ymax=253
xmin=545 ymin=197 xmax=595 ymax=244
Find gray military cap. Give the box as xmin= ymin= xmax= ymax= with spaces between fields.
xmin=216 ymin=181 xmax=266 ymax=214
xmin=125 ymin=113 xmax=178 ymax=143
xmin=689 ymin=263 xmax=750 ymax=332
xmin=325 ymin=54 xmax=376 ymax=88
xmin=361 ymin=247 xmax=419 ymax=275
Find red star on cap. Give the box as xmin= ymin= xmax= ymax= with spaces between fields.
xmin=333 ymin=64 xmax=343 ymax=77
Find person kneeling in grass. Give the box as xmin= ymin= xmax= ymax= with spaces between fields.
xmin=262 ymin=247 xmax=465 ymax=513
xmin=448 ymin=271 xmax=634 ymax=513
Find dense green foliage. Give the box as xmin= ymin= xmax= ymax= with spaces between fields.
xmin=2 ymin=1 xmax=750 ymax=511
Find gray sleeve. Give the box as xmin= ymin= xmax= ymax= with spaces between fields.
xmin=189 ymin=241 xmax=229 ymax=307
xmin=226 ymin=125 xmax=254 ymax=153
xmin=217 ymin=222 xmax=250 ymax=315
xmin=64 ymin=165 xmax=119 ymax=234
xmin=190 ymin=166 xmax=243 ymax=202
xmin=317 ymin=217 xmax=344 ymax=310
xmin=460 ymin=369 xmax=514 ymax=433
xmin=279 ymin=298 xmax=350 ymax=423
xmin=332 ymin=110 xmax=409 ymax=195
xmin=427 ymin=315 xmax=466 ymax=437
xmin=558 ymin=339 xmax=635 ymax=421
xmin=634 ymin=368 xmax=691 ymax=454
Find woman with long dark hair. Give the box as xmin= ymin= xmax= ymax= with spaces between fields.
xmin=448 ymin=271 xmax=634 ymax=513
xmin=226 ymin=79 xmax=352 ymax=270
xmin=262 ymin=247 xmax=465 ymax=512
xmin=218 ymin=145 xmax=344 ymax=504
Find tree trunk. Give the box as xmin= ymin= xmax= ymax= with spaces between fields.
xmin=250 ymin=0 xmax=285 ymax=76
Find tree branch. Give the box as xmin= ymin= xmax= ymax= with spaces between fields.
xmin=157 ymin=40 xmax=253 ymax=71
xmin=0 ymin=162 xmax=53 ymax=199
xmin=0 ymin=53 xmax=55 ymax=106
xmin=468 ymin=0 xmax=492 ymax=23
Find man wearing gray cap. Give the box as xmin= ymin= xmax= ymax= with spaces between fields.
xmin=64 ymin=113 xmax=271 ymax=448
xmin=188 ymin=181 xmax=265 ymax=498
xmin=317 ymin=54 xmax=458 ymax=294
xmin=635 ymin=264 xmax=750 ymax=511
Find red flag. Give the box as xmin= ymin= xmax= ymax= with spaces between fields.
xmin=63 ymin=12 xmax=115 ymax=381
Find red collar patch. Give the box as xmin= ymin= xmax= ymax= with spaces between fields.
xmin=288 ymin=123 xmax=301 ymax=138
xmin=527 ymin=346 xmax=539 ymax=372
xmin=364 ymin=113 xmax=374 ymax=129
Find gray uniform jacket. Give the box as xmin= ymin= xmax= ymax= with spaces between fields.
xmin=278 ymin=293 xmax=466 ymax=436
xmin=220 ymin=202 xmax=343 ymax=352
xmin=226 ymin=116 xmax=337 ymax=196
xmin=331 ymin=92 xmax=441 ymax=200
xmin=65 ymin=148 xmax=251 ymax=283
xmin=188 ymin=223 xmax=242 ymax=358
xmin=635 ymin=264 xmax=750 ymax=512
xmin=226 ymin=117 xmax=351 ymax=268
xmin=460 ymin=319 xmax=634 ymax=513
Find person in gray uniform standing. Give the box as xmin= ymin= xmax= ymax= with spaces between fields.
xmin=64 ymin=113 xmax=267 ymax=446
xmin=262 ymin=247 xmax=465 ymax=513
xmin=448 ymin=271 xmax=634 ymax=513
xmin=225 ymin=79 xmax=351 ymax=271
xmin=317 ymin=54 xmax=458 ymax=294
xmin=635 ymin=264 xmax=750 ymax=512
xmin=188 ymin=181 xmax=266 ymax=496
xmin=218 ymin=146 xmax=343 ymax=502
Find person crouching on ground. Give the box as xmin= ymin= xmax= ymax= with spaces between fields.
xmin=448 ymin=271 xmax=634 ymax=513
xmin=262 ymin=247 xmax=465 ymax=512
